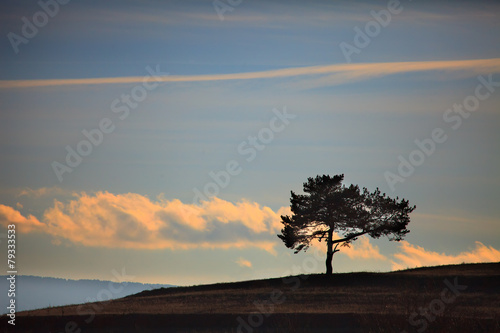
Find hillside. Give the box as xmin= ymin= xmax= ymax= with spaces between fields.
xmin=3 ymin=262 xmax=499 ymax=332
xmin=0 ymin=275 xmax=174 ymax=313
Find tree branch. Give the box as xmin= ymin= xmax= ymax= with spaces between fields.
xmin=331 ymin=230 xmax=367 ymax=245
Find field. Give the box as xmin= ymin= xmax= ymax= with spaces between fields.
xmin=2 ymin=262 xmax=499 ymax=332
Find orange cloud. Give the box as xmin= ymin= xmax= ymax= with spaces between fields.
xmin=235 ymin=258 xmax=252 ymax=268
xmin=0 ymin=204 xmax=45 ymax=233
xmin=1 ymin=58 xmax=499 ymax=89
xmin=312 ymin=234 xmax=386 ymax=260
xmin=202 ymin=197 xmax=279 ymax=234
xmin=341 ymin=236 xmax=387 ymax=260
xmin=392 ymin=241 xmax=500 ymax=270
xmin=0 ymin=192 xmax=285 ymax=253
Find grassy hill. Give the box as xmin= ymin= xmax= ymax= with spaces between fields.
xmin=2 ymin=262 xmax=499 ymax=332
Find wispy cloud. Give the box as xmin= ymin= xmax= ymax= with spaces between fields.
xmin=235 ymin=258 xmax=252 ymax=268
xmin=1 ymin=58 xmax=499 ymax=89
xmin=392 ymin=241 xmax=500 ymax=270
xmin=0 ymin=192 xmax=286 ymax=253
xmin=17 ymin=186 xmax=70 ymax=198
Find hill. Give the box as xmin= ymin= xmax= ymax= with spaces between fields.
xmin=0 ymin=275 xmax=174 ymax=313
xmin=2 ymin=262 xmax=499 ymax=332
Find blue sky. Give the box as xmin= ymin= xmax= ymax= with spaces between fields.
xmin=0 ymin=0 xmax=499 ymax=285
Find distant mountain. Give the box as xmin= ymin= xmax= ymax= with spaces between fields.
xmin=0 ymin=275 xmax=174 ymax=313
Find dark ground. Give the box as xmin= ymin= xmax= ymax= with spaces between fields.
xmin=2 ymin=262 xmax=499 ymax=332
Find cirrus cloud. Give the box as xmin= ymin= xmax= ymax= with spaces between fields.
xmin=1 ymin=58 xmax=499 ymax=89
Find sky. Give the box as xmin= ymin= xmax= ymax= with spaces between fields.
xmin=0 ymin=0 xmax=499 ymax=286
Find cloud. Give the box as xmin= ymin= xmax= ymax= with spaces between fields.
xmin=341 ymin=236 xmax=387 ymax=260
xmin=235 ymin=258 xmax=252 ymax=268
xmin=0 ymin=188 xmax=384 ymax=261
xmin=312 ymin=234 xmax=386 ymax=260
xmin=1 ymin=58 xmax=499 ymax=89
xmin=392 ymin=241 xmax=500 ymax=270
xmin=17 ymin=186 xmax=70 ymax=198
xmin=0 ymin=192 xmax=285 ymax=253
xmin=0 ymin=204 xmax=45 ymax=233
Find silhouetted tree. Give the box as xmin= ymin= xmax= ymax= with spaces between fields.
xmin=278 ymin=174 xmax=415 ymax=275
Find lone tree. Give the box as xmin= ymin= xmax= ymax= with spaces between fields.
xmin=278 ymin=174 xmax=415 ymax=275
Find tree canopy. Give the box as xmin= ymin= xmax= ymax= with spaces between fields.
xmin=278 ymin=174 xmax=416 ymax=275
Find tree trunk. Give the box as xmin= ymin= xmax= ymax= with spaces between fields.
xmin=325 ymin=229 xmax=333 ymax=275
